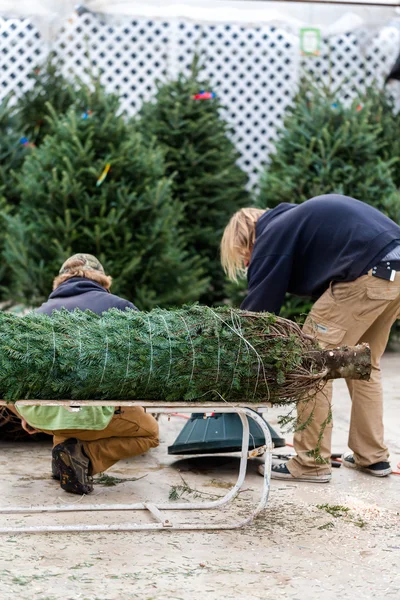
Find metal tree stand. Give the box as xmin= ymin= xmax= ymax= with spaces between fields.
xmin=0 ymin=401 xmax=273 ymax=534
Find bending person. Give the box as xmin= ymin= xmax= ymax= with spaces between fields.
xmin=221 ymin=194 xmax=400 ymax=483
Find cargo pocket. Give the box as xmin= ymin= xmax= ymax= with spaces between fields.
xmin=354 ymin=285 xmax=400 ymax=321
xmin=303 ymin=315 xmax=347 ymax=349
xmin=366 ymin=286 xmax=400 ymax=301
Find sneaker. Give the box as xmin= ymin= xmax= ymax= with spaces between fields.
xmin=342 ymin=452 xmax=392 ymax=477
xmin=51 ymin=457 xmax=60 ymax=480
xmin=52 ymin=438 xmax=93 ymax=495
xmin=258 ymin=462 xmax=331 ymax=483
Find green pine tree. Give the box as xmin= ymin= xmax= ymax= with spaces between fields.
xmin=0 ymin=95 xmax=32 ymax=294
xmin=0 ymin=59 xmax=83 ymax=299
xmin=0 ymin=94 xmax=27 ymax=207
xmin=0 ymin=58 xmax=83 ymax=219
xmin=139 ymin=58 xmax=249 ymax=305
xmin=3 ymin=85 xmax=207 ymax=309
xmin=15 ymin=56 xmax=78 ymax=146
xmin=258 ymin=82 xmax=400 ymax=223
xmin=365 ymin=86 xmax=400 ymax=192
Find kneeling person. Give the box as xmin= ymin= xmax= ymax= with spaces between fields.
xmin=14 ymin=254 xmax=159 ymax=495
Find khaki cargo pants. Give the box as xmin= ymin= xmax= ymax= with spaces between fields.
xmin=9 ymin=406 xmax=159 ymax=475
xmin=287 ymin=272 xmax=400 ymax=477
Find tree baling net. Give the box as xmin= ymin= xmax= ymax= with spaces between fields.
xmin=0 ymin=306 xmax=370 ymax=404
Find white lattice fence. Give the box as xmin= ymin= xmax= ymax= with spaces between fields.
xmin=1 ymin=10 xmax=400 ymax=185
xmin=0 ymin=18 xmax=46 ymax=93
xmin=302 ymin=27 xmax=400 ymax=99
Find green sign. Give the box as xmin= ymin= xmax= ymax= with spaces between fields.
xmin=300 ymin=28 xmax=321 ymax=56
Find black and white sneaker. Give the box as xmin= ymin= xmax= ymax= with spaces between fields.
xmin=52 ymin=438 xmax=93 ymax=494
xmin=342 ymin=452 xmax=392 ymax=477
xmin=258 ymin=462 xmax=331 ymax=483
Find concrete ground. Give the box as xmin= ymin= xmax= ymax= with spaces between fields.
xmin=0 ymin=356 xmax=399 ymax=600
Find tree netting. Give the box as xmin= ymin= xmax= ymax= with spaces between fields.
xmin=0 ymin=306 xmax=370 ymax=404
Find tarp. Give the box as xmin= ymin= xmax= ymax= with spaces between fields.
xmin=0 ymin=1 xmax=399 ymax=40
xmin=85 ymin=1 xmax=400 ymax=33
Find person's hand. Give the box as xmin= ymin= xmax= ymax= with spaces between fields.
xmin=20 ymin=419 xmax=40 ymax=435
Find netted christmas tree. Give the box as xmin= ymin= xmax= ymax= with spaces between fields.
xmin=0 ymin=306 xmax=370 ymax=404
xmin=258 ymin=82 xmax=400 ymax=223
xmin=139 ymin=58 xmax=249 ymax=305
xmin=3 ymin=84 xmax=207 ymax=309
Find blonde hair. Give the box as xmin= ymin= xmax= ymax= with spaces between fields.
xmin=221 ymin=207 xmax=267 ymax=282
xmin=53 ymin=258 xmax=112 ymax=291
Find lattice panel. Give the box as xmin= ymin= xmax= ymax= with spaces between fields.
xmin=54 ymin=14 xmax=170 ymax=112
xmin=0 ymin=17 xmax=45 ymax=96
xmin=1 ymin=11 xmax=400 ymax=186
xmin=302 ymin=27 xmax=400 ymax=101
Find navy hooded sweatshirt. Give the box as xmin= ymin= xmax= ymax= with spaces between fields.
xmin=36 ymin=277 xmax=137 ymax=315
xmin=241 ymin=194 xmax=400 ymax=315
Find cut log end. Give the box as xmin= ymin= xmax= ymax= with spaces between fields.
xmin=310 ymin=343 xmax=371 ymax=381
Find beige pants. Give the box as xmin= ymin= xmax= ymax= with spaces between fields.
xmin=9 ymin=406 xmax=159 ymax=475
xmin=287 ymin=272 xmax=400 ymax=477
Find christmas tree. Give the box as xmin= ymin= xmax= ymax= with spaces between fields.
xmin=0 ymin=95 xmax=31 ymax=294
xmin=3 ymin=84 xmax=207 ymax=309
xmin=0 ymin=95 xmax=27 ymax=194
xmin=258 ymin=82 xmax=400 ymax=223
xmin=366 ymin=86 xmax=400 ymax=195
xmin=0 ymin=59 xmax=92 ymax=299
xmin=0 ymin=307 xmax=370 ymax=404
xmin=139 ymin=58 xmax=249 ymax=305
xmin=15 ymin=57 xmax=77 ymax=146
xmin=0 ymin=58 xmax=81 ymax=219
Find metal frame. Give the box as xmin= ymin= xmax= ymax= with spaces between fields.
xmin=0 ymin=401 xmax=272 ymax=534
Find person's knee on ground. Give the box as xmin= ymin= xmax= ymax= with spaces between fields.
xmin=81 ymin=411 xmax=160 ymax=476
xmin=51 ymin=412 xmax=160 ymax=490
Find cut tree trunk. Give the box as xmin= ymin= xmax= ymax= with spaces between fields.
xmin=313 ymin=343 xmax=371 ymax=381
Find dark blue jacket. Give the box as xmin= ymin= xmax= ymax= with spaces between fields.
xmin=241 ymin=194 xmax=400 ymax=314
xmin=36 ymin=277 xmax=137 ymax=315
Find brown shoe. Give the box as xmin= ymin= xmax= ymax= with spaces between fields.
xmin=52 ymin=438 xmax=93 ymax=494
